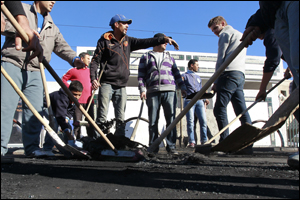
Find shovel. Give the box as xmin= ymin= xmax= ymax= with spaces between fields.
xmin=39 ymin=63 xmax=56 ymax=131
xmin=1 ymin=4 xmax=137 ymax=159
xmin=81 ymin=62 xmax=106 ymax=122
xmin=147 ymin=31 xmax=254 ymax=153
xmin=205 ymin=76 xmax=287 ymax=144
xmin=1 ymin=66 xmax=89 ymax=159
xmin=195 ymin=76 xmax=288 ymax=154
xmin=130 ymin=97 xmax=145 ymax=140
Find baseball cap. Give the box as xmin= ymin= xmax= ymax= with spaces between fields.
xmin=153 ymin=33 xmax=172 ymax=39
xmin=109 ymin=14 xmax=132 ymax=26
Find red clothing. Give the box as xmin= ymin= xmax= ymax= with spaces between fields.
xmin=62 ymin=67 xmax=92 ymax=104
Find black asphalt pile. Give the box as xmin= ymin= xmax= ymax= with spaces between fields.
xmin=80 ymin=134 xmax=148 ymax=161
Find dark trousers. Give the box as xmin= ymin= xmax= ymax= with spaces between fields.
xmin=73 ymin=102 xmax=95 ymax=139
xmin=213 ymin=71 xmax=252 ymax=142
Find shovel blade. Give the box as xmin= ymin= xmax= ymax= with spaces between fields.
xmin=195 ymin=143 xmax=214 ymax=155
xmin=101 ymin=149 xmax=136 ymax=157
xmin=100 ymin=149 xmax=145 ymax=162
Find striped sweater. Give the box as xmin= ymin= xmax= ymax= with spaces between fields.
xmin=138 ymin=51 xmax=186 ymax=94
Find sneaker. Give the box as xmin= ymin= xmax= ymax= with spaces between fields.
xmin=148 ymin=152 xmax=157 ymax=158
xmin=287 ymin=152 xmax=299 ymax=170
xmin=168 ymin=149 xmax=179 ymax=155
xmin=42 ymin=150 xmax=55 ymax=157
xmin=68 ymin=140 xmax=80 ymax=148
xmin=187 ymin=143 xmax=195 ymax=148
xmin=1 ymin=155 xmax=14 ymax=164
xmin=27 ymin=149 xmax=47 ymax=158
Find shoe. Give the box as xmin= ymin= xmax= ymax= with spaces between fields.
xmin=75 ymin=140 xmax=83 ymax=148
xmin=187 ymin=143 xmax=195 ymax=148
xmin=287 ymin=152 xmax=299 ymax=170
xmin=68 ymin=140 xmax=80 ymax=148
xmin=42 ymin=150 xmax=55 ymax=157
xmin=27 ymin=149 xmax=47 ymax=158
xmin=168 ymin=149 xmax=179 ymax=155
xmin=148 ymin=152 xmax=157 ymax=158
xmin=1 ymin=155 xmax=14 ymax=164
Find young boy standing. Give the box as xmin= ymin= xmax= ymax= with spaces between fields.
xmin=208 ymin=16 xmax=252 ymax=154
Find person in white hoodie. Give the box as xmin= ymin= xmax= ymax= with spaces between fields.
xmin=208 ymin=16 xmax=252 ymax=154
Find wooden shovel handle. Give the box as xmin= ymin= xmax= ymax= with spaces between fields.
xmin=130 ymin=97 xmax=145 ymax=140
xmin=1 ymin=4 xmax=117 ymax=154
xmin=83 ymin=61 xmax=106 ymax=121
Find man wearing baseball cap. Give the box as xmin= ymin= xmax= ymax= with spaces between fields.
xmin=90 ymin=14 xmax=179 ymax=136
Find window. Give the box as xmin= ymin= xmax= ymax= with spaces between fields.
xmin=171 ymin=54 xmax=185 ymax=60
xmin=186 ymin=55 xmax=192 ymax=60
xmin=178 ymin=66 xmax=185 ymax=72
xmin=193 ymin=55 xmax=200 ymax=60
xmin=131 ymin=52 xmax=144 ymax=58
xmin=87 ymin=50 xmax=94 ymax=56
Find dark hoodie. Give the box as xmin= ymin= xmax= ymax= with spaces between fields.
xmin=44 ymin=88 xmax=75 ymax=131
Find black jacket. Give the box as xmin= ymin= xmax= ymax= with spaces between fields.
xmin=44 ymin=88 xmax=75 ymax=131
xmin=90 ymin=31 xmax=166 ymax=87
xmin=246 ymin=1 xmax=283 ymax=34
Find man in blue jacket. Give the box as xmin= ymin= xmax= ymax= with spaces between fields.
xmin=182 ymin=59 xmax=209 ymax=147
xmin=90 ymin=15 xmax=179 ymax=137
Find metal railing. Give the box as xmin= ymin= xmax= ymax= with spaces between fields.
xmin=286 ymin=114 xmax=299 ymax=147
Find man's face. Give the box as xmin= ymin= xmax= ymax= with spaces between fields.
xmin=160 ymin=43 xmax=167 ymax=51
xmin=115 ymin=22 xmax=129 ymax=36
xmin=71 ymin=91 xmax=82 ymax=101
xmin=81 ymin=55 xmax=90 ymax=67
xmin=38 ymin=1 xmax=56 ymax=13
xmin=210 ymin=22 xmax=225 ymax=37
xmin=191 ymin=61 xmax=199 ymax=72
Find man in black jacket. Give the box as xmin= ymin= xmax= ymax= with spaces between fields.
xmin=241 ymin=1 xmax=298 ymax=88
xmin=241 ymin=1 xmax=299 ymax=169
xmin=90 ymin=14 xmax=179 ymax=136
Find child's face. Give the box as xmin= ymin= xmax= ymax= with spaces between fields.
xmin=71 ymin=91 xmax=82 ymax=101
xmin=210 ymin=22 xmax=225 ymax=37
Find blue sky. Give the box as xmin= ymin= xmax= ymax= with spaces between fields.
xmin=1 ymin=1 xmax=287 ymax=81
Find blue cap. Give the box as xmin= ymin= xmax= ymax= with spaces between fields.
xmin=109 ymin=14 xmax=132 ymax=26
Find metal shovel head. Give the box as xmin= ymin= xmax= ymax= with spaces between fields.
xmin=101 ymin=149 xmax=136 ymax=157
xmin=100 ymin=149 xmax=145 ymax=162
xmin=64 ymin=144 xmax=91 ymax=159
xmin=186 ymin=91 xmax=215 ymax=100
xmin=201 ymin=91 xmax=215 ymax=99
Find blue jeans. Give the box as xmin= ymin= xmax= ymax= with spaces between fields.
xmin=184 ymin=99 xmax=208 ymax=144
xmin=97 ymin=83 xmax=127 ymax=136
xmin=274 ymin=1 xmax=299 ymax=87
xmin=213 ymin=71 xmax=252 ymax=142
xmin=1 ymin=62 xmax=44 ymax=156
xmin=146 ymin=91 xmax=177 ymax=153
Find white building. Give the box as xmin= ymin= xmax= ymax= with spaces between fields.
xmin=11 ymin=47 xmax=292 ymax=149
xmin=70 ymin=47 xmax=291 ymax=148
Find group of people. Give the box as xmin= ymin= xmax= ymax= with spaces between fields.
xmin=1 ymin=1 xmax=298 ymax=167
